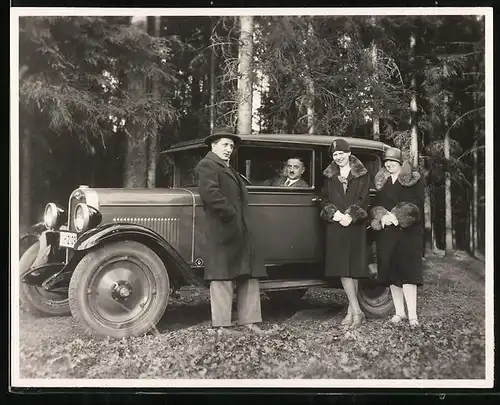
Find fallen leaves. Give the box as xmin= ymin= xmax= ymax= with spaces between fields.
xmin=18 ymin=253 xmax=486 ymax=380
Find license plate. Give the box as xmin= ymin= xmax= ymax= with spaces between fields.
xmin=59 ymin=231 xmax=77 ymax=248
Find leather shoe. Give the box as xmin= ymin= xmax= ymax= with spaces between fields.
xmin=351 ymin=312 xmax=366 ymax=327
xmin=242 ymin=323 xmax=265 ymax=334
xmin=389 ymin=314 xmax=408 ymax=324
xmin=214 ymin=326 xmax=242 ymax=336
xmin=341 ymin=313 xmax=353 ymax=326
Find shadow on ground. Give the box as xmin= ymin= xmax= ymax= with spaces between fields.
xmin=155 ymin=290 xmax=345 ymax=333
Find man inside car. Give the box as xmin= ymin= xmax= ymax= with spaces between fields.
xmin=265 ymin=157 xmax=310 ymax=188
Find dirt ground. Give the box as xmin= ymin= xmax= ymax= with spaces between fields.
xmin=16 ymin=251 xmax=487 ymax=380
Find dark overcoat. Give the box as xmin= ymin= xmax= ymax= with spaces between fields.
xmin=319 ymin=155 xmax=371 ymax=278
xmin=370 ymin=161 xmax=425 ymax=287
xmin=196 ymin=151 xmax=267 ymax=281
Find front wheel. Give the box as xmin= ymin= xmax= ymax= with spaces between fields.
xmin=69 ymin=240 xmax=170 ymax=339
xmin=357 ymin=264 xmax=393 ymax=317
xmin=19 ymin=242 xmax=70 ymax=316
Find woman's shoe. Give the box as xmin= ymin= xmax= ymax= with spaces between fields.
xmin=352 ymin=312 xmax=366 ymax=327
xmin=389 ymin=314 xmax=408 ymax=324
xmin=409 ymin=318 xmax=420 ymax=327
xmin=341 ymin=313 xmax=353 ymax=326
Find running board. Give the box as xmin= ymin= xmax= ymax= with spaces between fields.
xmin=259 ymin=279 xmax=329 ymax=292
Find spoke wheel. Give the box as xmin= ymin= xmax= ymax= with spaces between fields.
xmin=69 ymin=240 xmax=169 ymax=339
xmin=19 ymin=241 xmax=70 ymax=316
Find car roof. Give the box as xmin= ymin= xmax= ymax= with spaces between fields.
xmin=165 ymin=134 xmax=389 ymax=153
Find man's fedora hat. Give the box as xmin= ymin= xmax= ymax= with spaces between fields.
xmin=383 ymin=147 xmax=403 ymax=164
xmin=204 ymin=126 xmax=242 ymax=147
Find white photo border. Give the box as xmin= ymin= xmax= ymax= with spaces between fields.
xmin=10 ymin=6 xmax=494 ymax=389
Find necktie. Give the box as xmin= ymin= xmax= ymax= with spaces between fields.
xmin=284 ymin=179 xmax=291 ymax=187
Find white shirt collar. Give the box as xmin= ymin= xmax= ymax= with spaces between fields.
xmin=285 ymin=178 xmax=300 ymax=186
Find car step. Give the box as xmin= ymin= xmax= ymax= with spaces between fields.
xmin=259 ymin=279 xmax=329 ymax=291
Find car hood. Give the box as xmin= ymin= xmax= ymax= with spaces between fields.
xmin=88 ymin=187 xmax=202 ymax=207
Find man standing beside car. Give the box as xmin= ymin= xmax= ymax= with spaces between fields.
xmin=196 ymin=126 xmax=267 ymax=334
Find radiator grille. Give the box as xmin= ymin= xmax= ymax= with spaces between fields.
xmin=112 ymin=217 xmax=180 ymax=249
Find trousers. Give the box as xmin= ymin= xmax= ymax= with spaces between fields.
xmin=209 ymin=278 xmax=262 ymax=327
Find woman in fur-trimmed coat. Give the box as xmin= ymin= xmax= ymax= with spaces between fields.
xmin=370 ymin=147 xmax=425 ymax=327
xmin=319 ymin=139 xmax=371 ymax=327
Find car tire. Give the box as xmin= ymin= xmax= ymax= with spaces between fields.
xmin=69 ymin=240 xmax=170 ymax=339
xmin=266 ymin=289 xmax=307 ymax=302
xmin=19 ymin=241 xmax=71 ymax=316
xmin=357 ymin=264 xmax=394 ymax=317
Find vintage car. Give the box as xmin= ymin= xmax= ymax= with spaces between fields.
xmin=19 ymin=134 xmax=394 ymax=338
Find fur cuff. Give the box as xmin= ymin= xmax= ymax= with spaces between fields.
xmin=344 ymin=205 xmax=367 ymax=223
xmin=320 ymin=203 xmax=338 ymax=222
xmin=370 ymin=206 xmax=389 ymax=231
xmin=391 ymin=202 xmax=421 ymax=228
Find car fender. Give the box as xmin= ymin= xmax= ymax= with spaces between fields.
xmin=73 ymin=222 xmax=205 ymax=288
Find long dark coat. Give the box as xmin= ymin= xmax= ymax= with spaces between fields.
xmin=196 ymin=151 xmax=267 ymax=281
xmin=370 ymin=161 xmax=425 ymax=287
xmin=319 ymin=155 xmax=371 ymax=278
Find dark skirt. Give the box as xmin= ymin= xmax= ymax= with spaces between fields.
xmin=375 ymin=226 xmax=423 ymax=287
xmin=324 ymin=222 xmax=370 ymax=279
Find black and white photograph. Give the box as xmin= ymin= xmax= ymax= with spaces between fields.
xmin=10 ymin=7 xmax=493 ymax=388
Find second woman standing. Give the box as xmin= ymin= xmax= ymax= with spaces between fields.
xmin=319 ymin=139 xmax=371 ymax=327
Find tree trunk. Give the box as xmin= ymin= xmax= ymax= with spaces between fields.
xmin=209 ymin=19 xmax=217 ymax=134
xmin=443 ymin=65 xmax=453 ymax=253
xmin=472 ymin=140 xmax=480 ymax=256
xmin=409 ymin=31 xmax=419 ymax=167
xmin=237 ymin=16 xmax=254 ymax=135
xmin=370 ymin=29 xmax=380 ymax=141
xmin=471 ymin=59 xmax=480 ymax=256
xmin=146 ymin=16 xmax=161 ymax=188
xmin=423 ymin=184 xmax=436 ymax=252
xmin=468 ymin=188 xmax=474 ymax=254
xmin=124 ymin=127 xmax=148 ymax=188
xmin=125 ymin=16 xmax=148 ymax=188
xmin=20 ymin=127 xmax=32 ymax=231
xmin=305 ymin=21 xmax=315 ymax=134
xmin=305 ymin=75 xmax=315 ymax=134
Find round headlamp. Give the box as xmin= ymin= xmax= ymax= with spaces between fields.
xmin=44 ymin=203 xmax=66 ymax=230
xmin=74 ymin=203 xmax=101 ymax=232
xmin=74 ymin=204 xmax=90 ymax=232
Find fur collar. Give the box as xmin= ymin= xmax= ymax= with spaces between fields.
xmin=374 ymin=161 xmax=421 ymax=190
xmin=323 ymin=155 xmax=367 ymax=179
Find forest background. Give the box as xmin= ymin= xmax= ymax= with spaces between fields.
xmin=17 ymin=13 xmax=486 ymax=256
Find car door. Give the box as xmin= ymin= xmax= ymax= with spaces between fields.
xmin=237 ymin=145 xmax=324 ymax=265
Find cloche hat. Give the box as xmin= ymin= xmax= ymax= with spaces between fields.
xmin=383 ymin=147 xmax=403 ymax=164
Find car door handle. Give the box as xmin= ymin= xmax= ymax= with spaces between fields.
xmin=311 ymin=197 xmax=322 ymax=202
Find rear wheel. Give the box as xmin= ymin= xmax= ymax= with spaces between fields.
xmin=19 ymin=242 xmax=70 ymax=316
xmin=357 ymin=264 xmax=393 ymax=317
xmin=69 ymin=240 xmax=170 ymax=339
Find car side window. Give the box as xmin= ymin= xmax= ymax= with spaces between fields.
xmin=236 ymin=146 xmax=314 ymax=189
xmin=174 ymin=148 xmax=206 ymax=187
xmin=356 ymin=152 xmax=381 ymax=181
